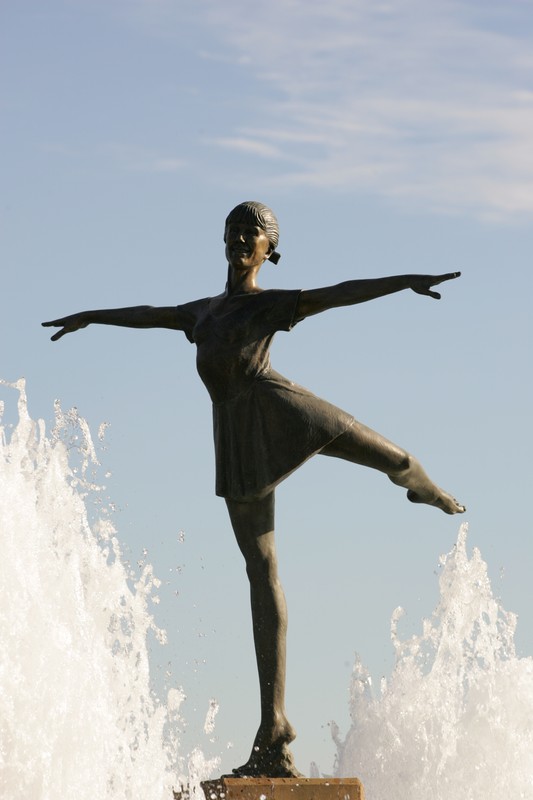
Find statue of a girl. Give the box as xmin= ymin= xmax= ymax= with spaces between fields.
xmin=43 ymin=201 xmax=465 ymax=778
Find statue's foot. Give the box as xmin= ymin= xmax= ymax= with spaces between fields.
xmin=407 ymin=488 xmax=466 ymax=514
xmin=227 ymin=741 xmax=303 ymax=779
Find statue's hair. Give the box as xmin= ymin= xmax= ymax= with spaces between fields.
xmin=224 ymin=201 xmax=281 ymax=264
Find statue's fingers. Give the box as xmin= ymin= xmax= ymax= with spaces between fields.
xmin=413 ymin=285 xmax=441 ymax=299
xmin=437 ymin=271 xmax=461 ymax=284
xmin=50 ymin=328 xmax=67 ymax=341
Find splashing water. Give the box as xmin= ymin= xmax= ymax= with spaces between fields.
xmin=0 ymin=380 xmax=218 ymax=799
xmin=334 ymin=524 xmax=533 ymax=799
xmin=4 ymin=379 xmax=533 ymax=798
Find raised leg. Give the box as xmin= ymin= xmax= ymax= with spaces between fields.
xmin=224 ymin=492 xmax=302 ymax=778
xmin=321 ymin=421 xmax=465 ymax=514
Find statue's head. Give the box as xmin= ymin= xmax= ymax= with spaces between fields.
xmin=224 ymin=201 xmax=281 ymax=264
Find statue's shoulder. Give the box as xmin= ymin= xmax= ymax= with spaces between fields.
xmin=176 ymin=295 xmax=213 ymax=313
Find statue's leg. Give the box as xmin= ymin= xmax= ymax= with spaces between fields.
xmin=224 ymin=493 xmax=302 ymax=777
xmin=321 ymin=422 xmax=465 ymax=514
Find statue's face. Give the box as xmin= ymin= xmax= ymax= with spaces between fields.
xmin=225 ymin=221 xmax=272 ymax=271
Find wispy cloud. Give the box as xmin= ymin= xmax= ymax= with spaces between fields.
xmin=103 ymin=144 xmax=187 ymax=173
xmin=122 ymin=0 xmax=533 ymax=218
xmin=196 ymin=0 xmax=533 ymax=219
xmin=207 ymin=137 xmax=283 ymax=160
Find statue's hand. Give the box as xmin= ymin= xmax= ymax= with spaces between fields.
xmin=42 ymin=312 xmax=89 ymax=342
xmin=410 ymin=271 xmax=461 ymax=300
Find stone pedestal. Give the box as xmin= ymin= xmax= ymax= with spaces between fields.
xmin=201 ymin=777 xmax=364 ymax=800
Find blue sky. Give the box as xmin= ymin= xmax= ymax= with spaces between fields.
xmin=2 ymin=0 xmax=533 ymax=776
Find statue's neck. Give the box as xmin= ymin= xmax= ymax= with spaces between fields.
xmin=226 ymin=264 xmax=262 ymax=295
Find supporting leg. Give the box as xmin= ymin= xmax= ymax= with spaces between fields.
xmin=321 ymin=421 xmax=465 ymax=514
xmin=224 ymin=492 xmax=302 ymax=778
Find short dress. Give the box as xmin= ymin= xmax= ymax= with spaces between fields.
xmin=176 ymin=288 xmax=354 ymax=501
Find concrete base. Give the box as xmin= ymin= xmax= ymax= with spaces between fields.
xmin=201 ymin=777 xmax=364 ymax=800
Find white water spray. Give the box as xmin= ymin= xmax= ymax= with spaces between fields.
xmin=3 ymin=380 xmax=532 ymax=798
xmin=0 ymin=380 xmax=217 ymax=799
xmin=334 ymin=524 xmax=533 ymax=798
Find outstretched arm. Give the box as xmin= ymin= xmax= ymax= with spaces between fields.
xmin=42 ymin=306 xmax=181 ymax=341
xmin=295 ymin=272 xmax=461 ymax=319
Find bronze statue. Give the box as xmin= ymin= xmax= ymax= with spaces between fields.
xmin=43 ymin=201 xmax=465 ymax=778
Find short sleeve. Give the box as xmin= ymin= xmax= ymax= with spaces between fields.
xmin=175 ymin=297 xmax=210 ymax=343
xmin=263 ymin=289 xmax=302 ymax=333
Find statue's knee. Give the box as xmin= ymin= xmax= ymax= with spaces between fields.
xmin=245 ymin=551 xmax=278 ymax=584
